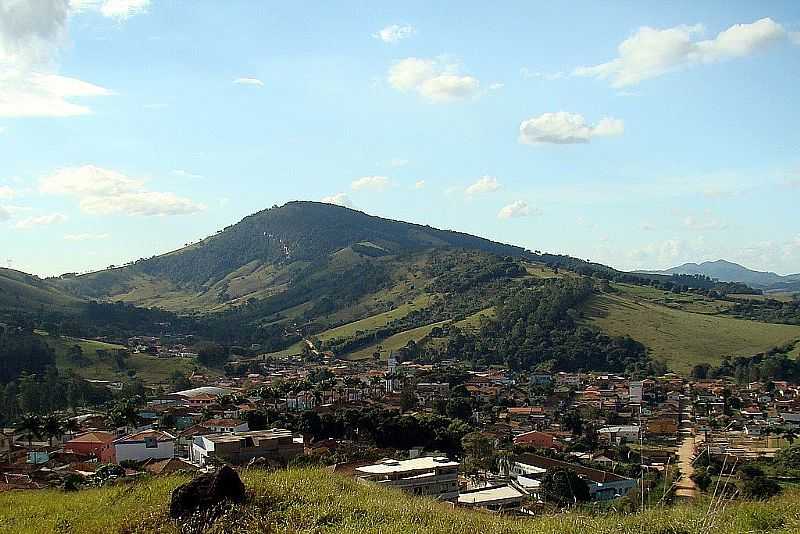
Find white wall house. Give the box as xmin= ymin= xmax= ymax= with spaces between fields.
xmin=112 ymin=430 xmax=175 ymax=463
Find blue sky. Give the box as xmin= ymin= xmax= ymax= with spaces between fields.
xmin=1 ymin=0 xmax=799 ymax=277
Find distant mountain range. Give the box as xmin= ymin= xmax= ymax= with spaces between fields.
xmin=637 ymin=259 xmax=800 ymax=292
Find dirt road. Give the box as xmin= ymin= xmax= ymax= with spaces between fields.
xmin=675 ymin=434 xmax=699 ymax=499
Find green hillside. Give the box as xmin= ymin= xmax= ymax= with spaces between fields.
xmin=0 ymin=468 xmax=797 ymax=534
xmin=0 ymin=268 xmax=83 ymax=313
xmin=51 ymin=201 xmax=532 ymax=311
xmin=586 ymin=289 xmax=800 ymax=372
xmin=39 ymin=333 xmax=199 ymax=384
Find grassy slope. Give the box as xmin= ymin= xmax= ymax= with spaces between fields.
xmin=1 ymin=468 xmax=798 ymax=534
xmin=0 ymin=269 xmax=83 ymax=312
xmin=586 ymin=292 xmax=800 ymax=373
xmin=39 ymin=333 xmax=199 ymax=384
xmin=344 ymin=321 xmax=448 ymax=361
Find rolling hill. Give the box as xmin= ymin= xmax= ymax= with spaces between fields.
xmin=638 ymin=260 xmax=800 ymax=292
xmin=0 ymin=268 xmax=83 ymax=313
xmin=1 ymin=201 xmax=794 ymax=376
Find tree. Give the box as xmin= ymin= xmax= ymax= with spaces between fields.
xmin=41 ymin=415 xmax=64 ymax=447
xmin=562 ymin=411 xmax=583 ymax=435
xmin=195 ymin=342 xmax=228 ymax=367
xmin=691 ymin=363 xmax=711 ymax=380
xmin=540 ymin=468 xmax=591 ymax=505
xmin=399 ymin=384 xmax=417 ymax=413
xmin=16 ymin=414 xmax=43 ymax=448
xmin=461 ymin=432 xmax=494 ymax=476
xmin=446 ymin=398 xmax=472 ymax=422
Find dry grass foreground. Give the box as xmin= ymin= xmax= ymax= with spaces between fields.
xmin=1 ymin=468 xmax=799 ymax=533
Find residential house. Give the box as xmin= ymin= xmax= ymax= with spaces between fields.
xmin=191 ymin=429 xmax=303 ymax=466
xmin=355 ymin=456 xmax=460 ymax=500
xmin=63 ymin=431 xmax=115 ymax=457
xmin=102 ymin=429 xmax=176 ymax=464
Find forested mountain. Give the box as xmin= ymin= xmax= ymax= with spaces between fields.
xmin=50 ymin=201 xmax=531 ymax=306
xmin=638 ymin=260 xmax=800 ymax=291
xmin=3 ymin=201 xmax=797 ymax=378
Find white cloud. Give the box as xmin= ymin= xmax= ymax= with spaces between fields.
xmin=488 ymin=82 xmax=504 ymax=90
xmin=0 ymin=185 xmax=15 ymax=199
xmin=389 ymin=158 xmax=409 ymax=167
xmin=15 ymin=212 xmax=67 ymax=230
xmin=233 ymin=77 xmax=264 ymax=87
xmin=374 ymin=24 xmax=415 ymax=44
xmin=172 ymin=169 xmax=203 ymax=179
xmin=683 ymin=214 xmax=727 ymax=231
xmin=414 ymin=180 xmax=426 ymax=189
xmin=0 ymin=0 xmax=112 ymax=118
xmin=465 ymin=176 xmax=501 ymax=195
xmin=388 ymin=57 xmax=480 ymax=103
xmin=574 ymin=18 xmax=792 ymax=87
xmin=0 ymin=206 xmax=9 ymax=221
xmin=321 ymin=192 xmax=353 ymax=208
xmin=351 ymin=176 xmax=391 ymax=191
xmin=520 ymin=68 xmax=564 ymax=80
xmin=519 ymin=112 xmax=624 ymax=145
xmin=70 ymin=0 xmax=150 ymax=20
xmin=64 ymin=232 xmax=109 ymax=241
xmin=39 ymin=165 xmax=205 ymax=216
xmin=498 ymin=200 xmax=539 ymax=219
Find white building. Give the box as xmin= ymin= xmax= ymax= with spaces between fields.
xmin=110 ymin=429 xmax=175 ymax=463
xmin=355 ymin=457 xmax=460 ymax=500
xmin=457 ymin=485 xmax=525 ymax=510
xmin=629 ymin=381 xmax=643 ymax=404
xmin=598 ymin=425 xmax=640 ymax=445
xmin=204 ymin=419 xmax=249 ymax=433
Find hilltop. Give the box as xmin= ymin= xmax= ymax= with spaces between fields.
xmin=0 ymin=202 xmax=795 ymax=376
xmin=638 ymin=260 xmax=800 ymax=292
xmin=0 ymin=467 xmax=797 ymax=534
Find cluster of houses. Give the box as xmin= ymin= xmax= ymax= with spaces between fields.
xmin=3 ymin=347 xmax=800 ymax=511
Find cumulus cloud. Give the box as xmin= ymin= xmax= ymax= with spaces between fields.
xmin=172 ymin=169 xmax=203 ymax=179
xmin=389 ymin=158 xmax=409 ymax=167
xmin=374 ymin=24 xmax=415 ymax=43
xmin=574 ymin=18 xmax=793 ymax=87
xmin=519 ymin=112 xmax=624 ymax=145
xmin=233 ymin=77 xmax=264 ymax=87
xmin=414 ymin=180 xmax=426 ymax=189
xmin=465 ymin=176 xmax=501 ymax=195
xmin=15 ymin=212 xmax=67 ymax=230
xmin=498 ymin=200 xmax=539 ymax=219
xmin=64 ymin=232 xmax=109 ymax=241
xmin=70 ymin=0 xmax=150 ymax=20
xmin=321 ymin=192 xmax=353 ymax=208
xmin=0 ymin=0 xmax=112 ymax=118
xmin=0 ymin=185 xmax=15 ymax=199
xmin=351 ymin=176 xmax=391 ymax=191
xmin=683 ymin=214 xmax=727 ymax=231
xmin=520 ymin=68 xmax=564 ymax=80
xmin=388 ymin=57 xmax=480 ymax=103
xmin=39 ymin=165 xmax=205 ymax=216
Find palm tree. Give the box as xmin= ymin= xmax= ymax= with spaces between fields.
xmin=42 ymin=415 xmax=63 ymax=447
xmin=16 ymin=414 xmax=43 ymax=449
xmin=109 ymin=399 xmax=140 ymax=430
xmin=62 ymin=417 xmax=80 ymax=438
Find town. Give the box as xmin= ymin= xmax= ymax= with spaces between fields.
xmin=3 ymin=336 xmax=798 ymax=513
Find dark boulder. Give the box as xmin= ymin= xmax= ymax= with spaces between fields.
xmin=169 ymin=465 xmax=246 ymax=519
